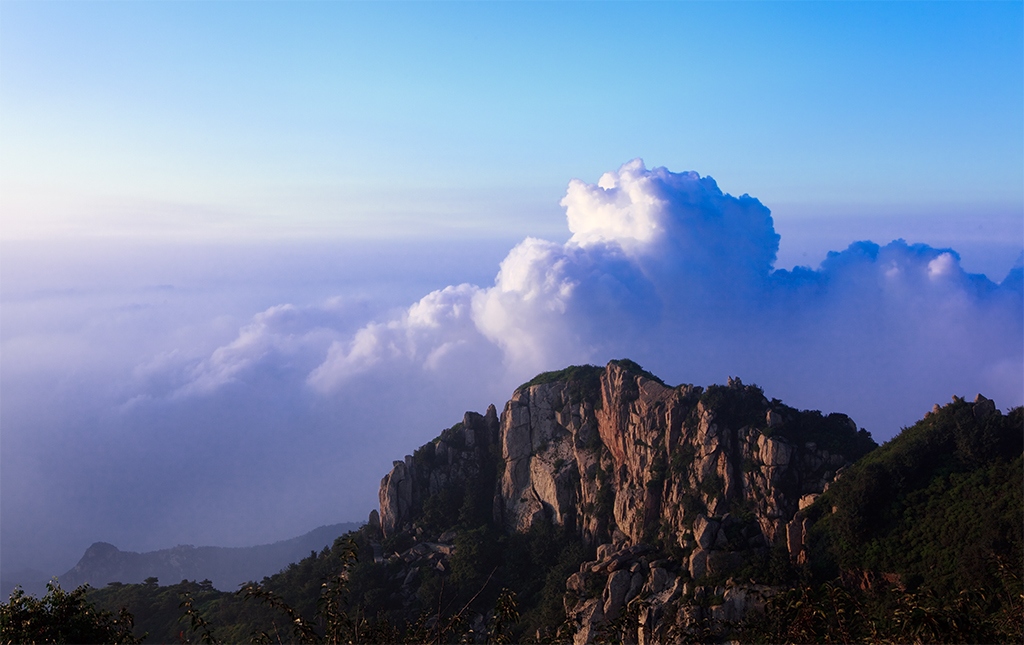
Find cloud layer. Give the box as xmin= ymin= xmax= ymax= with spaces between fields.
xmin=2 ymin=160 xmax=1020 ymax=582
xmin=231 ymin=159 xmax=1019 ymax=434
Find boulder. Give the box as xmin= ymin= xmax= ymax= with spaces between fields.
xmin=973 ymin=394 xmax=997 ymax=419
xmin=603 ymin=569 xmax=633 ymax=620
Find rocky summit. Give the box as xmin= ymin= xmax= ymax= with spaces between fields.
xmin=372 ymin=360 xmax=877 ymax=642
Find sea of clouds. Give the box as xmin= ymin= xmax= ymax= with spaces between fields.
xmin=2 ymin=159 xmax=1021 ymax=584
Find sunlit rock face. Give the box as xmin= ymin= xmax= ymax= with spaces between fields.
xmin=494 ymin=362 xmax=863 ymax=548
xmin=376 ymin=360 xmax=876 ymax=641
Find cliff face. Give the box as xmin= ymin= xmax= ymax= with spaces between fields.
xmin=376 ymin=361 xmax=876 ymax=642
xmin=379 ymin=407 xmax=500 ymax=539
xmin=494 ymin=363 xmax=861 ymax=551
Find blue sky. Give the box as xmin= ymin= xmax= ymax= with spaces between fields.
xmin=3 ymin=1 xmax=1021 ymax=243
xmin=1 ymin=1 xmax=1022 ymax=586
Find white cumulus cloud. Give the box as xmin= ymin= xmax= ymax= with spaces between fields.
xmin=166 ymin=159 xmax=1021 ymax=438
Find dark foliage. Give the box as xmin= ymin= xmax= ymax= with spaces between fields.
xmin=766 ymin=405 xmax=877 ymax=464
xmin=699 ymin=381 xmax=766 ymax=430
xmin=747 ymin=400 xmax=1024 ymax=644
xmin=809 ymin=402 xmax=1023 ymax=595
xmin=743 ymin=571 xmax=1023 ymax=644
xmin=1 ymin=581 xmax=141 ymax=644
xmin=517 ymin=364 xmax=604 ymax=407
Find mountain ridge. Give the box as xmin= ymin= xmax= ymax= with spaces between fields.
xmin=50 ymin=522 xmax=360 ymax=594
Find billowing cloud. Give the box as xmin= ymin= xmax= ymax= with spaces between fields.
xmin=290 ymin=160 xmax=789 ymax=387
xmin=307 ymin=284 xmax=489 ymax=391
xmin=246 ymin=159 xmax=1018 ymax=435
xmin=165 ymin=161 xmax=1022 ymax=432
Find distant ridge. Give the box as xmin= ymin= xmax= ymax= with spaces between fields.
xmin=54 ymin=522 xmax=361 ymax=593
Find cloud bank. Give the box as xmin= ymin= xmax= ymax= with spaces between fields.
xmin=187 ymin=159 xmax=1019 ymax=434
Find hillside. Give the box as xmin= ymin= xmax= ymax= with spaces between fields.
xmin=65 ymin=361 xmax=1021 ymax=643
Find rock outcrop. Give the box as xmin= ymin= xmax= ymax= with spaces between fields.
xmin=494 ymin=364 xmax=861 ymax=549
xmin=374 ymin=360 xmax=878 ymax=642
xmin=380 ymin=406 xmax=500 ymax=538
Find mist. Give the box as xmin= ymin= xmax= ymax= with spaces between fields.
xmin=2 ymin=161 xmax=1021 ymax=584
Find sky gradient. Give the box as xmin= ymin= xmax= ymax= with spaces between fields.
xmin=1 ymin=1 xmax=1022 ymax=589
xmin=2 ymin=2 xmax=1021 ymax=243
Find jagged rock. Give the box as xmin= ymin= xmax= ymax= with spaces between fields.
xmin=709 ymin=583 xmax=775 ymax=624
xmin=625 ymin=570 xmax=645 ymax=604
xmin=603 ymin=569 xmax=633 ymax=620
xmin=566 ymin=571 xmax=587 ymax=594
xmin=380 ymin=407 xmax=500 ymax=538
xmin=644 ymin=567 xmax=671 ymax=595
xmin=786 ymin=518 xmax=803 ymax=558
xmin=693 ymin=516 xmax=718 ymax=550
xmin=378 ymin=361 xmax=877 ymax=644
xmin=678 ymin=605 xmax=705 ymax=630
xmin=573 ymin=598 xmax=604 ymax=645
xmin=494 ymin=362 xmax=863 ymax=556
xmin=379 ymin=461 xmax=412 ymax=538
xmin=757 ymin=433 xmax=793 ymax=467
xmin=798 ymin=493 xmax=817 ymax=510
xmin=974 ymin=394 xmax=997 ymax=419
xmin=713 ymin=526 xmax=728 ymax=550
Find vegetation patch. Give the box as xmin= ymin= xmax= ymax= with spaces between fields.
xmin=646 ymin=453 xmax=668 ymax=490
xmin=670 ymin=444 xmax=696 ymax=473
xmin=516 ymin=364 xmax=604 ymax=408
xmin=699 ymin=382 xmax=767 ymax=430
xmin=698 ymin=473 xmax=725 ymax=499
xmin=809 ymin=402 xmax=1022 ymax=599
xmin=765 ymin=404 xmax=877 ymax=462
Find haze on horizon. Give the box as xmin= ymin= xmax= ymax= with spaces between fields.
xmin=1 ymin=2 xmax=1021 ymax=585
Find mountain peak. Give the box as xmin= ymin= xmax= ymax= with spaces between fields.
xmin=374 ymin=360 xmax=882 ymax=639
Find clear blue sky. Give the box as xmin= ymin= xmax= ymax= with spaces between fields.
xmin=2 ymin=1 xmax=1021 ymax=240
